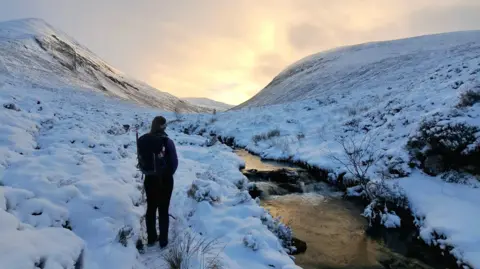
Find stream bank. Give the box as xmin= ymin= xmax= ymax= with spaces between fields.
xmin=177 ymin=129 xmax=466 ymax=268
xmin=236 ymin=148 xmax=458 ymax=269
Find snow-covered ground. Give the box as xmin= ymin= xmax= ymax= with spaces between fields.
xmin=183 ymin=97 xmax=234 ymax=112
xmin=0 ymin=82 xmax=301 ymax=269
xmin=395 ymin=172 xmax=480 ymax=268
xmin=178 ymin=31 xmax=480 ymax=268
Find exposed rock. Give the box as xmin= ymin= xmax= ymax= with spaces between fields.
xmin=291 ymin=237 xmax=307 ymax=254
xmin=248 ymin=184 xmax=262 ymax=199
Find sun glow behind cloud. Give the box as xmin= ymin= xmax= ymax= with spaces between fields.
xmin=1 ymin=0 xmax=480 ymax=105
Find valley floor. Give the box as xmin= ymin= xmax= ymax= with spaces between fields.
xmin=178 ymin=91 xmax=480 ymax=268
xmin=0 ymin=83 xmax=300 ymax=269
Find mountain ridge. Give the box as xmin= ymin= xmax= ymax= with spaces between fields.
xmin=236 ymin=29 xmax=480 ymax=109
xmin=0 ymin=18 xmax=207 ymax=113
xmin=183 ymin=97 xmax=234 ymax=111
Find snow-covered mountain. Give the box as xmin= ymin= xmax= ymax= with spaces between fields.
xmin=237 ymin=30 xmax=480 ymax=108
xmin=0 ymin=18 xmax=207 ymax=113
xmin=183 ymin=97 xmax=234 ymax=111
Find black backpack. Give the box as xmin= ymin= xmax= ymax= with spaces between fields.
xmin=136 ymin=131 xmax=168 ymax=176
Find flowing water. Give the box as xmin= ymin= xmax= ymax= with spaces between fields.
xmin=236 ymin=149 xmax=434 ymax=269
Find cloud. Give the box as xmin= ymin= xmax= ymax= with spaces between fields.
xmin=1 ymin=0 xmax=480 ymax=105
xmin=288 ymin=23 xmax=328 ymax=51
xmin=407 ymin=4 xmax=480 ymax=34
xmin=252 ymin=53 xmax=288 ymax=81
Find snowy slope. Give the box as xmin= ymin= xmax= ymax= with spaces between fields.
xmin=0 ymin=81 xmax=301 ymax=269
xmin=183 ymin=97 xmax=234 ymax=111
xmin=237 ymin=30 xmax=480 ymax=108
xmin=180 ymin=31 xmax=480 ymax=268
xmin=0 ymin=18 xmax=207 ymax=113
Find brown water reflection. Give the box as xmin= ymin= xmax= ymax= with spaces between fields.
xmin=263 ymin=194 xmax=385 ymax=268
xmin=237 ymin=149 xmax=433 ymax=269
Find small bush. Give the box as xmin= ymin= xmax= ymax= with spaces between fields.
xmin=34 ymin=257 xmax=46 ymax=269
xmin=252 ymin=129 xmax=280 ymax=143
xmin=457 ymin=88 xmax=480 ymax=108
xmin=232 ymin=191 xmax=251 ymax=206
xmin=187 ymin=181 xmax=221 ymax=204
xmin=441 ymin=171 xmax=475 ymax=185
xmin=162 ymin=231 xmax=224 ymax=269
xmin=260 ymin=212 xmax=293 ymax=251
xmin=243 ymin=233 xmax=259 ymax=251
xmin=268 ymin=129 xmax=280 ymax=137
xmin=116 ymin=226 xmax=133 ymax=247
xmin=407 ymin=120 xmax=480 ymax=175
xmin=136 ymin=238 xmax=145 ymax=254
xmin=330 ymin=134 xmax=382 ymax=199
xmin=269 ymin=137 xmax=294 ymax=155
xmin=234 ymin=178 xmax=248 ymax=190
xmin=347 ymin=107 xmax=357 ymax=116
xmin=3 ymin=103 xmax=20 ymax=111
xmin=107 ymin=125 xmax=128 ymax=135
xmin=209 ymin=117 xmax=217 ymax=124
xmin=62 ymin=220 xmax=73 ymax=231
xmin=204 ymin=136 xmax=218 ymax=147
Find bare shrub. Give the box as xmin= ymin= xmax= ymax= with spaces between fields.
xmin=162 ymin=231 xmax=224 ymax=269
xmin=209 ymin=116 xmax=217 ymax=124
xmin=232 ymin=191 xmax=251 ymax=206
xmin=204 ymin=136 xmax=218 ymax=147
xmin=269 ymin=136 xmax=296 ymax=155
xmin=267 ymin=129 xmax=280 ymax=138
xmin=441 ymin=171 xmax=474 ymax=185
xmin=330 ymin=134 xmax=383 ymax=200
xmin=457 ymin=88 xmax=480 ymax=108
xmin=260 ymin=212 xmax=293 ymax=250
xmin=3 ymin=103 xmax=20 ymax=111
xmin=252 ymin=129 xmax=281 ymax=144
xmin=187 ymin=181 xmax=221 ymax=204
xmin=116 ymin=225 xmax=133 ymax=247
xmin=252 ymin=134 xmax=265 ymax=143
xmin=347 ymin=107 xmax=357 ymax=116
xmin=136 ymin=238 xmax=144 ymax=254
xmin=243 ymin=234 xmax=259 ymax=251
xmin=234 ymin=178 xmax=248 ymax=190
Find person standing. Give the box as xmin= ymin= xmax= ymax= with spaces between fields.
xmin=137 ymin=116 xmax=178 ymax=248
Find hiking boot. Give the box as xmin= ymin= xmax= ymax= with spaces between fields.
xmin=159 ymin=240 xmax=168 ymax=249
xmin=147 ymin=238 xmax=157 ymax=247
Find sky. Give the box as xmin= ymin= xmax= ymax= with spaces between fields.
xmin=1 ymin=1 xmax=480 ymax=105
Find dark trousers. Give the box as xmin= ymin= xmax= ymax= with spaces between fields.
xmin=144 ymin=175 xmax=174 ymax=245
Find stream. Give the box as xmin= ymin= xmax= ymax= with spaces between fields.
xmin=236 ymin=149 xmax=437 ymax=269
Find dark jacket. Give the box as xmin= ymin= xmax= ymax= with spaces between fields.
xmin=137 ymin=131 xmax=178 ymax=176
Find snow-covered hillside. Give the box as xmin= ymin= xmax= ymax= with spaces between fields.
xmin=0 ymin=80 xmax=301 ymax=268
xmin=0 ymin=18 xmax=207 ymax=113
xmin=183 ymin=97 xmax=233 ymax=111
xmin=181 ymin=31 xmax=480 ymax=268
xmin=238 ymin=30 xmax=480 ymax=108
